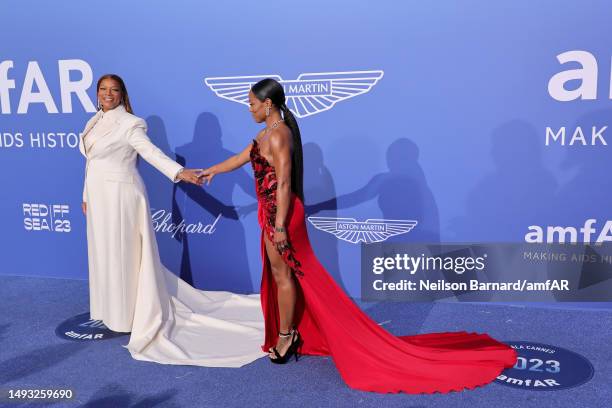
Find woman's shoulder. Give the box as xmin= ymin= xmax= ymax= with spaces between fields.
xmin=119 ymin=110 xmax=146 ymax=127
xmin=267 ymin=124 xmax=292 ymax=146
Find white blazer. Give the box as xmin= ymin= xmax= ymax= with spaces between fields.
xmin=78 ymin=104 xmax=182 ymax=331
xmin=79 ymin=104 xmax=182 ymax=202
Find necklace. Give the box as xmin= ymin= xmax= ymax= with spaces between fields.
xmin=264 ymin=119 xmax=284 ymax=134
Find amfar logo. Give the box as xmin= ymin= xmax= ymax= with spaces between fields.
xmin=55 ymin=312 xmax=126 ymax=341
xmin=0 ymin=59 xmax=96 ymax=114
xmin=65 ymin=319 xmax=107 ymax=340
xmin=548 ymin=50 xmax=612 ymax=102
xmin=23 ymin=203 xmax=71 ymax=232
xmin=525 ymin=219 xmax=612 ymax=243
xmin=204 ymin=70 xmax=384 ymax=118
xmin=308 ymin=217 xmax=417 ymax=244
xmin=545 ymin=50 xmax=611 ymax=147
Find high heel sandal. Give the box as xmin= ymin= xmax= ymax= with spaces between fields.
xmin=269 ymin=329 xmax=301 ymax=364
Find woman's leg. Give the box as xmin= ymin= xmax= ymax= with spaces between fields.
xmin=263 ymin=235 xmax=297 ymax=358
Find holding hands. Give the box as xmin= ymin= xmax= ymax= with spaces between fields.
xmin=176 ymin=168 xmax=205 ymax=186
xmin=198 ymin=167 xmax=217 ymax=186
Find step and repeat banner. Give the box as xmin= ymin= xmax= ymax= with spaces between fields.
xmin=1 ymin=1 xmax=611 ymax=298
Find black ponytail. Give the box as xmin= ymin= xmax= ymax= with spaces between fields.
xmin=251 ymin=79 xmax=304 ymax=202
xmin=280 ymin=104 xmax=304 ymax=202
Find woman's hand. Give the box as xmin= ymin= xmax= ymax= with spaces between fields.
xmin=199 ymin=167 xmax=217 ymax=185
xmin=177 ymin=169 xmax=204 ymax=185
xmin=81 ymin=202 xmax=87 ymax=215
xmin=274 ymin=227 xmax=289 ymax=253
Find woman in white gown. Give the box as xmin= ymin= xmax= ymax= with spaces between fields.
xmin=79 ymin=74 xmax=265 ymax=367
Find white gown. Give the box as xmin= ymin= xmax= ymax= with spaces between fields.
xmin=79 ymin=104 xmax=265 ymax=367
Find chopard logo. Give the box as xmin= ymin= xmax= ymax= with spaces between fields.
xmin=151 ymin=209 xmax=220 ymax=238
xmin=204 ymin=70 xmax=384 ymax=118
xmin=308 ymin=217 xmax=417 ymax=244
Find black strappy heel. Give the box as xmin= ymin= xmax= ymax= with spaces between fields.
xmin=269 ymin=329 xmax=301 ymax=364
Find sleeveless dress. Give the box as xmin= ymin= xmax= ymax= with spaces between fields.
xmin=249 ymin=139 xmax=517 ymax=393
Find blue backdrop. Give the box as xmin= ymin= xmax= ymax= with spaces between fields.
xmin=1 ymin=1 xmax=611 ymax=298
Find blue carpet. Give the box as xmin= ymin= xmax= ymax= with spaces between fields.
xmin=0 ymin=274 xmax=610 ymax=408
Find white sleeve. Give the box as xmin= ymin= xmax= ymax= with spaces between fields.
xmin=126 ymin=118 xmax=183 ymax=182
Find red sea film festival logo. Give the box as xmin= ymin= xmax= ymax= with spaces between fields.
xmin=23 ymin=203 xmax=71 ymax=232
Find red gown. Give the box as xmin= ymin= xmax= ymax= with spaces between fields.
xmin=250 ymin=140 xmax=517 ymax=394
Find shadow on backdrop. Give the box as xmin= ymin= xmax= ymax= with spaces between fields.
xmin=139 ymin=115 xmax=183 ymax=277
xmin=449 ymin=120 xmax=557 ymax=242
xmin=173 ymin=112 xmax=255 ymax=293
xmin=307 ymin=138 xmax=440 ymax=243
xmin=302 ymin=142 xmax=345 ymax=291
xmin=555 ymin=109 xmax=612 ymax=225
xmin=551 ymin=109 xmax=612 ymax=303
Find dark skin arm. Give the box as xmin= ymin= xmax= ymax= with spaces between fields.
xmin=200 ymin=142 xmax=253 ymax=184
xmin=268 ymin=129 xmax=292 ymax=252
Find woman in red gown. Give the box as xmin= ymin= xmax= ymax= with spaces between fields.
xmin=201 ymin=78 xmax=517 ymax=394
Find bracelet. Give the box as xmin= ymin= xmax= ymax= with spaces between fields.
xmin=275 ymin=226 xmax=285 ymax=233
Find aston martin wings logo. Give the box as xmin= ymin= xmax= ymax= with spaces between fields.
xmin=204 ymin=71 xmax=384 ymax=118
xmin=307 ymin=217 xmax=418 ymax=244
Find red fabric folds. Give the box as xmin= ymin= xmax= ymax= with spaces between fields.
xmin=250 ymin=140 xmax=517 ymax=394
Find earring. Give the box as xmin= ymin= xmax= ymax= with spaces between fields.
xmin=97 ymin=99 xmax=101 ymax=110
xmin=265 ymin=105 xmax=270 ymax=117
